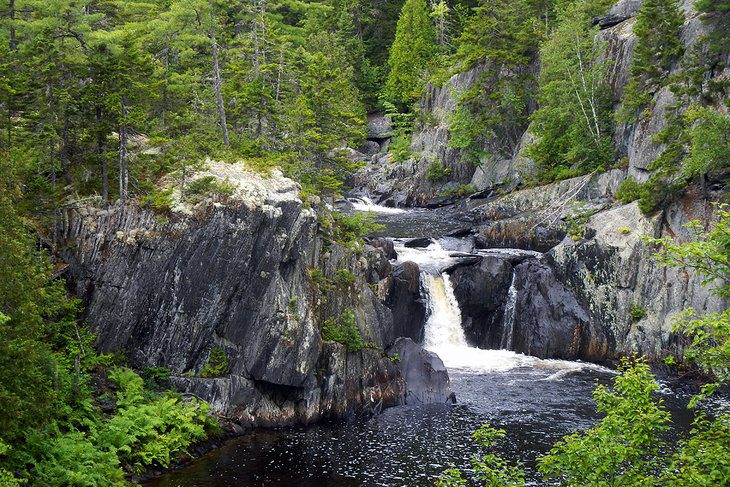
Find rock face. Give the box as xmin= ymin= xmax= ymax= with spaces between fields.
xmin=548 ymin=195 xmax=727 ymax=359
xmin=387 ymin=338 xmax=453 ymax=405
xmin=352 ymin=0 xmax=728 ymax=203
xmin=61 ymin=162 xmax=451 ymax=426
xmin=449 ymin=256 xmax=514 ymax=348
xmin=386 ymin=262 xmax=427 ymax=343
xmin=510 ymin=259 xmax=609 ymax=361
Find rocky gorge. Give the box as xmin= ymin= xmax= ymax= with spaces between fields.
xmin=58 ymin=0 xmax=727 ymax=435
xmin=60 ymin=161 xmax=452 ymax=428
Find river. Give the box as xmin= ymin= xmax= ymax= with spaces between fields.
xmin=147 ymin=200 xmax=697 ymax=487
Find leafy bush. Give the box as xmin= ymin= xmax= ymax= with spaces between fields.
xmin=321 ymin=309 xmax=366 ymax=353
xmin=426 ymin=161 xmax=452 ymax=182
xmin=389 ymin=132 xmax=414 ymax=162
xmin=332 ymin=212 xmax=384 ymax=245
xmin=334 ymin=269 xmax=356 ymax=287
xmin=630 ymin=303 xmax=648 ymax=321
xmin=140 ymin=187 xmax=174 ymax=213
xmin=440 ymin=184 xmax=477 ymax=198
xmin=436 ymin=425 xmax=525 ymax=487
xmin=616 ymin=177 xmax=644 ymax=204
xmin=185 ymin=176 xmax=236 ymax=202
xmin=198 ymin=347 xmax=229 ymax=378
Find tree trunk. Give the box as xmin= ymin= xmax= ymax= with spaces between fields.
xmin=60 ymin=112 xmax=72 ymax=186
xmin=210 ymin=0 xmax=229 ymax=146
xmin=9 ymin=0 xmax=16 ymax=51
xmin=118 ymin=97 xmax=129 ymax=201
xmin=96 ymin=106 xmax=108 ymax=201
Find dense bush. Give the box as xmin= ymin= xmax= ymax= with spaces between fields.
xmin=321 ymin=309 xmax=366 ymax=353
xmin=198 ymin=347 xmax=229 ymax=378
xmin=426 ymin=161 xmax=452 ymax=182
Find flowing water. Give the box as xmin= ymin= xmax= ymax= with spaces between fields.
xmin=148 ymin=206 xmax=698 ymax=487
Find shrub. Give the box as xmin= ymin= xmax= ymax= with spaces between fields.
xmin=332 ymin=212 xmax=384 ymax=245
xmin=321 ymin=309 xmax=366 ymax=353
xmin=140 ymin=187 xmax=174 ymax=213
xmin=426 ymin=161 xmax=452 ymax=182
xmin=185 ymin=176 xmax=236 ymax=202
xmin=199 ymin=347 xmax=229 ymax=378
xmin=616 ymin=177 xmax=644 ymax=204
xmin=334 ymin=269 xmax=356 ymax=287
xmin=389 ymin=132 xmax=414 ymax=163
xmin=630 ymin=303 xmax=648 ymax=321
xmin=440 ymin=184 xmax=477 ymax=198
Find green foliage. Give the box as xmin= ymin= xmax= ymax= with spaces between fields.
xmin=615 ymin=177 xmax=644 ymax=204
xmin=539 ymin=358 xmax=671 ymax=485
xmin=334 ymin=269 xmax=356 ymax=287
xmin=198 ymin=347 xmax=229 ymax=378
xmin=695 ymin=0 xmax=730 ymax=55
xmin=618 ymin=0 xmax=685 ymax=122
xmin=185 ymin=176 xmax=235 ymax=202
xmin=449 ymin=0 xmax=548 ymax=159
xmin=426 ymin=161 xmax=452 ymax=182
xmin=528 ymin=0 xmax=615 ymax=181
xmin=564 ymin=209 xmax=595 ymax=241
xmin=629 ymin=303 xmax=648 ymax=322
xmin=646 ymin=206 xmax=730 ymax=386
xmin=384 ymin=0 xmax=437 ymax=108
xmin=140 ymin=187 xmax=174 ymax=213
xmin=683 ymin=106 xmax=730 ymax=179
xmin=321 ymin=308 xmax=366 ymax=352
xmin=441 ymin=184 xmax=477 ymax=198
xmin=384 ymin=100 xmax=415 ymax=162
xmin=331 ymin=212 xmax=384 ymax=245
xmin=664 ymin=413 xmax=730 ymax=486
xmin=436 ymin=425 xmax=525 ymax=487
xmin=646 ymin=205 xmax=730 ymax=298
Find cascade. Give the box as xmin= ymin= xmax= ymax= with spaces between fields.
xmin=500 ymin=271 xmax=518 ymax=350
xmin=395 ymin=239 xmax=613 ymax=375
xmin=348 ymin=196 xmax=407 ymax=214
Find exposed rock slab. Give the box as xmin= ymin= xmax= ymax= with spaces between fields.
xmin=61 ymin=162 xmax=447 ymax=426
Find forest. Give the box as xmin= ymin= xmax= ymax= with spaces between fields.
xmin=0 ymin=0 xmax=729 ymax=484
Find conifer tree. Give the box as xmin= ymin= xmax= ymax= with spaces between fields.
xmin=619 ymin=0 xmax=684 ymax=122
xmin=384 ymin=0 xmax=437 ymax=108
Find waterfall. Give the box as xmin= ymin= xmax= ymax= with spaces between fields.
xmin=395 ymin=240 xmax=614 ymax=375
xmin=422 ymin=273 xmax=468 ymax=349
xmin=349 ymin=196 xmax=407 ymax=214
xmin=500 ymin=272 xmax=518 ymax=350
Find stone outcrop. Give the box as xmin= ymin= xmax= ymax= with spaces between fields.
xmin=449 ymin=256 xmax=514 ymax=348
xmin=548 ymin=193 xmax=727 ymax=360
xmin=61 ymin=161 xmax=451 ymax=427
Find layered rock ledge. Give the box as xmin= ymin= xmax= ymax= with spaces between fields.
xmin=61 ymin=161 xmax=452 ymax=427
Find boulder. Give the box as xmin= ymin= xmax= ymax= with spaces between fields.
xmin=387 ymin=338 xmax=453 ymax=405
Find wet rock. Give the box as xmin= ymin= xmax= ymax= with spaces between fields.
xmin=511 ymin=259 xmax=609 ymax=361
xmin=386 ymin=262 xmax=427 ymax=343
xmin=424 ymin=195 xmax=458 ymax=208
xmin=403 ymin=237 xmax=432 ymax=248
xmin=367 ymin=237 xmax=397 ymax=260
xmin=449 ymin=257 xmax=515 ymax=349
xmin=61 ymin=164 xmax=448 ymax=427
xmin=387 ymin=338 xmax=452 ymax=404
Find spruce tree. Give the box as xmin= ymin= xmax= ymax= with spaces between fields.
xmin=619 ymin=0 xmax=684 ymax=122
xmin=384 ymin=0 xmax=437 ymax=108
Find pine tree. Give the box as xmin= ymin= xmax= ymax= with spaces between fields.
xmin=619 ymin=0 xmax=684 ymax=122
xmin=527 ymin=0 xmax=615 ymax=180
xmin=384 ymin=0 xmax=437 ymax=108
